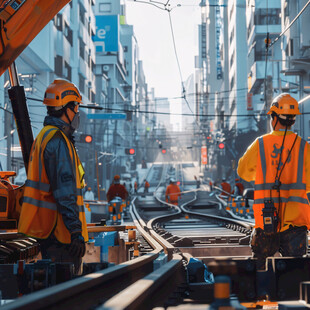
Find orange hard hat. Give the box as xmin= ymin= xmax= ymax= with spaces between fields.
xmin=43 ymin=79 xmax=82 ymax=109
xmin=114 ymin=175 xmax=120 ymax=180
xmin=267 ymin=93 xmax=300 ymax=115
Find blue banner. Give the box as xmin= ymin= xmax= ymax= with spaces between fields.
xmin=93 ymin=15 xmax=118 ymax=52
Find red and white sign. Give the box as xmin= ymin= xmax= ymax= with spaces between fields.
xmin=201 ymin=146 xmax=208 ymax=165
xmin=247 ymin=93 xmax=253 ymax=111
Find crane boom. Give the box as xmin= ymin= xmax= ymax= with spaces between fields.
xmin=0 ymin=0 xmax=71 ymax=77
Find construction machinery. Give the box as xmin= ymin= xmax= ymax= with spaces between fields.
xmin=0 ymin=0 xmax=72 ymax=262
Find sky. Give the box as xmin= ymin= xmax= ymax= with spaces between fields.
xmin=125 ymin=0 xmax=201 ymax=101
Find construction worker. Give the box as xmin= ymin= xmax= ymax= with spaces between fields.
xmin=144 ymin=179 xmax=150 ymax=193
xmin=209 ymin=180 xmax=213 ymax=191
xmin=237 ymin=93 xmax=310 ymax=271
xmin=220 ymin=178 xmax=231 ymax=197
xmin=165 ymin=178 xmax=181 ymax=206
xmin=107 ymin=175 xmax=128 ymax=202
xmin=84 ymin=186 xmax=95 ymax=200
xmin=233 ymin=178 xmax=244 ymax=196
xmin=18 ymin=79 xmax=88 ymax=274
xmin=134 ymin=181 xmax=138 ymax=194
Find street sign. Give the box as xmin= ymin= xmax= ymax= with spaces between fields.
xmin=87 ymin=113 xmax=126 ymax=120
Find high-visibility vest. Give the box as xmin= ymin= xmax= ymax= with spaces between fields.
xmin=165 ymin=184 xmax=181 ymax=203
xmin=254 ymin=133 xmax=310 ymax=231
xmin=18 ymin=125 xmax=89 ymax=243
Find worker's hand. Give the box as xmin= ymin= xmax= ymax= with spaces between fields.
xmin=69 ymin=233 xmax=86 ymax=258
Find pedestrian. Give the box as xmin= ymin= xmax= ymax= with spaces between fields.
xmin=144 ymin=179 xmax=150 ymax=193
xmin=194 ymin=175 xmax=201 ymax=189
xmin=18 ymin=79 xmax=88 ymax=274
xmin=237 ymin=93 xmax=310 ymax=271
xmin=134 ymin=181 xmax=138 ymax=194
xmin=209 ymin=179 xmax=213 ymax=191
xmin=107 ymin=175 xmax=128 ymax=202
xmin=165 ymin=178 xmax=181 ymax=206
xmin=220 ymin=178 xmax=231 ymax=197
xmin=84 ymin=186 xmax=95 ymax=200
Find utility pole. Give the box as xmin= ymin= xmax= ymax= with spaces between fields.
xmin=266 ymin=75 xmax=273 ymax=132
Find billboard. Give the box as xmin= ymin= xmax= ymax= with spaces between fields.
xmin=201 ymin=146 xmax=208 ymax=165
xmin=93 ymin=15 xmax=119 ymax=52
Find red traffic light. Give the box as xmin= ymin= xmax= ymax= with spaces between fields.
xmin=218 ymin=142 xmax=225 ymax=149
xmin=162 ymin=149 xmax=166 ymax=154
xmin=125 ymin=148 xmax=135 ymax=155
xmin=80 ymin=134 xmax=93 ymax=143
xmin=85 ymin=135 xmax=92 ymax=143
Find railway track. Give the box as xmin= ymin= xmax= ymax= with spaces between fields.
xmin=3 ymin=163 xmax=310 ymax=309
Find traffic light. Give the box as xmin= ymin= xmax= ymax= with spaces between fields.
xmin=218 ymin=142 xmax=225 ymax=149
xmin=125 ymin=148 xmax=135 ymax=155
xmin=80 ymin=134 xmax=93 ymax=143
xmin=161 ymin=149 xmax=166 ymax=154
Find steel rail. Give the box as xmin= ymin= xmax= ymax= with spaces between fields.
xmin=99 ymin=253 xmax=185 ymax=310
xmin=2 ymin=199 xmax=164 ymax=310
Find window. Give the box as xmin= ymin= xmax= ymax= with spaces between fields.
xmin=230 ymin=76 xmax=235 ymax=90
xmin=254 ymin=8 xmax=281 ymax=25
xmin=91 ymin=90 xmax=96 ymax=103
xmin=79 ymin=74 xmax=85 ymax=94
xmin=79 ymin=4 xmax=85 ymax=25
xmin=79 ymin=38 xmax=85 ymax=60
xmin=230 ymin=28 xmax=234 ymax=45
xmin=64 ymin=22 xmax=73 ymax=46
xmin=55 ymin=55 xmax=63 ymax=77
xmin=54 ymin=14 xmax=62 ymax=31
xmin=230 ymin=99 xmax=236 ymax=114
xmin=99 ymin=3 xmax=111 ymax=12
xmin=64 ymin=61 xmax=71 ymax=80
xmin=230 ymin=50 xmax=235 ymax=67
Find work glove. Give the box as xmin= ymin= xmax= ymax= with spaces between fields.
xmin=69 ymin=233 xmax=86 ymax=258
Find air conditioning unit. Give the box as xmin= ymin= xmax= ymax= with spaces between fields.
xmin=103 ymin=65 xmax=109 ymax=72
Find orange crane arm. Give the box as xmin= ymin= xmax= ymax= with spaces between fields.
xmin=0 ymin=0 xmax=71 ymax=77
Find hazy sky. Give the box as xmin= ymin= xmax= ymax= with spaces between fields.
xmin=126 ymin=0 xmax=201 ymax=100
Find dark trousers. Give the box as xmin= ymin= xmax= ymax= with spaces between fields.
xmin=39 ymin=235 xmax=82 ymax=275
xmin=250 ymin=225 xmax=308 ymax=270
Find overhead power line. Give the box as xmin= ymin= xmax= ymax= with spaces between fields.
xmin=270 ymin=0 xmax=310 ymax=47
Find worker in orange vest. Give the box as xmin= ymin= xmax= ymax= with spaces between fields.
xmin=107 ymin=175 xmax=128 ymax=202
xmin=220 ymin=178 xmax=231 ymax=197
xmin=144 ymin=179 xmax=150 ymax=193
xmin=165 ymin=178 xmax=181 ymax=206
xmin=134 ymin=181 xmax=138 ymax=194
xmin=238 ymin=93 xmax=310 ymax=271
xmin=18 ymin=79 xmax=88 ymax=274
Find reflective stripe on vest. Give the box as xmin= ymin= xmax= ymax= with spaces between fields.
xmin=18 ymin=125 xmax=88 ymax=243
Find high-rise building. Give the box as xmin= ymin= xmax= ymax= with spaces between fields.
xmin=280 ymin=0 xmax=310 ymax=139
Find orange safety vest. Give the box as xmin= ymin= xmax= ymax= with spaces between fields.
xmin=18 ymin=125 xmax=89 ymax=243
xmin=254 ymin=134 xmax=310 ymax=231
xmin=165 ymin=184 xmax=181 ymax=203
xmin=221 ymin=182 xmax=231 ymax=196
